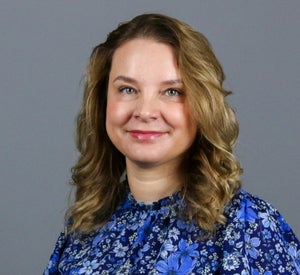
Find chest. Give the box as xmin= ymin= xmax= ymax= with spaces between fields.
xmin=58 ymin=220 xmax=225 ymax=274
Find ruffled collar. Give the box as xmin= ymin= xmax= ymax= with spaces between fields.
xmin=121 ymin=189 xmax=184 ymax=212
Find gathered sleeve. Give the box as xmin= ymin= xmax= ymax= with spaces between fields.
xmin=222 ymin=190 xmax=300 ymax=274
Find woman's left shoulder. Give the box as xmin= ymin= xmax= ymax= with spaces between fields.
xmin=226 ymin=188 xmax=296 ymax=234
xmin=219 ymin=188 xmax=300 ymax=274
xmin=225 ymin=189 xmax=291 ymax=231
xmin=226 ymin=189 xmax=283 ymax=220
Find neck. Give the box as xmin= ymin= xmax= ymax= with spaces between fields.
xmin=126 ymin=160 xmax=183 ymax=203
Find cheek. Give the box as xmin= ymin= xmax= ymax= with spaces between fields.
xmin=106 ymin=101 xmax=130 ymax=128
xmin=168 ymin=105 xmax=195 ymax=128
xmin=173 ymin=106 xmax=197 ymax=141
xmin=106 ymin=102 xmax=119 ymax=132
xmin=106 ymin=102 xmax=121 ymax=144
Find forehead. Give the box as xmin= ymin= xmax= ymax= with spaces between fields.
xmin=109 ymin=38 xmax=181 ymax=81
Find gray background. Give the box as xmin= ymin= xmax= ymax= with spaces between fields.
xmin=1 ymin=1 xmax=299 ymax=274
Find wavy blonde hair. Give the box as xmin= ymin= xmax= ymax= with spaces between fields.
xmin=68 ymin=13 xmax=243 ymax=235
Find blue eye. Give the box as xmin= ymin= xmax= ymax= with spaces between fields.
xmin=120 ymin=87 xmax=136 ymax=94
xmin=165 ymin=89 xmax=182 ymax=96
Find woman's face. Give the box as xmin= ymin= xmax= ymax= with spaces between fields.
xmin=106 ymin=38 xmax=197 ymax=169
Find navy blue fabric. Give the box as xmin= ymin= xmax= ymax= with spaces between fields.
xmin=44 ymin=189 xmax=300 ymax=274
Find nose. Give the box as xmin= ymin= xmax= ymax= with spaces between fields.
xmin=133 ymin=95 xmax=159 ymax=121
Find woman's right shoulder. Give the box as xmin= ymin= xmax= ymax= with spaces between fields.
xmin=43 ymin=232 xmax=67 ymax=275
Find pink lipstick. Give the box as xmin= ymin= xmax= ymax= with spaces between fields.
xmin=129 ymin=130 xmax=164 ymax=140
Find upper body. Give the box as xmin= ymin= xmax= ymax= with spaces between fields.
xmin=44 ymin=188 xmax=300 ymax=274
xmin=44 ymin=13 xmax=300 ymax=275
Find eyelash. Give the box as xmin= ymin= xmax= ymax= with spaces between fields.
xmin=164 ymin=88 xmax=183 ymax=97
xmin=118 ymin=87 xmax=183 ymax=97
xmin=119 ymin=87 xmax=136 ymax=94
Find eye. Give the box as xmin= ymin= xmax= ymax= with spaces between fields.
xmin=164 ymin=88 xmax=183 ymax=97
xmin=119 ymin=87 xmax=136 ymax=94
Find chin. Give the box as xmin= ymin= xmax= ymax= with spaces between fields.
xmin=125 ymin=154 xmax=162 ymax=166
xmin=130 ymin=157 xmax=160 ymax=165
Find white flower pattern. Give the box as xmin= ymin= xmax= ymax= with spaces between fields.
xmin=44 ymin=189 xmax=300 ymax=274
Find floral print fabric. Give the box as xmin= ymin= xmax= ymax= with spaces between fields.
xmin=44 ymin=189 xmax=300 ymax=274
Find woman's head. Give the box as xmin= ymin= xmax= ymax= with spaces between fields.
xmin=71 ymin=13 xmax=242 ymax=234
xmin=85 ymin=13 xmax=238 ymax=159
xmin=106 ymin=38 xmax=198 ymax=171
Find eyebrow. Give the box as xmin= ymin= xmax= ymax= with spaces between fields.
xmin=112 ymin=75 xmax=183 ymax=86
xmin=113 ymin=76 xmax=137 ymax=84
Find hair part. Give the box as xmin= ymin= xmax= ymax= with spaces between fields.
xmin=68 ymin=13 xmax=243 ymax=236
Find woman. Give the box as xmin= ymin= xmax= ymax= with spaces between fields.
xmin=44 ymin=13 xmax=300 ymax=274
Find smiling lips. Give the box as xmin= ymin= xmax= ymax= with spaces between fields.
xmin=129 ymin=130 xmax=166 ymax=140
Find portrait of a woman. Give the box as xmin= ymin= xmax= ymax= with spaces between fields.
xmin=44 ymin=13 xmax=300 ymax=274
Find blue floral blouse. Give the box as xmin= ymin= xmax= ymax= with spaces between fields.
xmin=44 ymin=189 xmax=300 ymax=274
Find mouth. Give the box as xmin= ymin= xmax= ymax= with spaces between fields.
xmin=128 ymin=130 xmax=166 ymax=140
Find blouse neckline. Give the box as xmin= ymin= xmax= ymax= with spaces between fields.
xmin=122 ymin=189 xmax=184 ymax=212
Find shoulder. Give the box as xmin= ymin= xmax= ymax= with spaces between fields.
xmin=43 ymin=232 xmax=67 ymax=274
xmin=225 ymin=189 xmax=284 ymax=224
xmin=219 ymin=189 xmax=300 ymax=274
xmin=224 ymin=188 xmax=299 ymax=239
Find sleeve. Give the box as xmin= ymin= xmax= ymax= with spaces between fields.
xmin=238 ymin=192 xmax=300 ymax=274
xmin=43 ymin=232 xmax=67 ymax=275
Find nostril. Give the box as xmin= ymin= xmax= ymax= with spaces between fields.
xmin=134 ymin=111 xmax=158 ymax=122
xmin=133 ymin=101 xmax=159 ymax=121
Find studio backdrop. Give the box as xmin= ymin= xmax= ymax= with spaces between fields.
xmin=1 ymin=1 xmax=299 ymax=274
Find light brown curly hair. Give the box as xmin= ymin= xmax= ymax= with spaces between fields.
xmin=67 ymin=13 xmax=243 ymax=235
